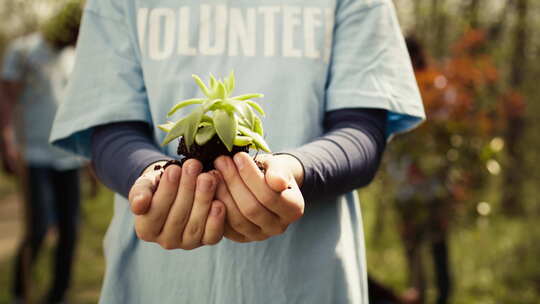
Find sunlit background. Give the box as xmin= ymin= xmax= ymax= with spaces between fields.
xmin=1 ymin=0 xmax=539 ymax=303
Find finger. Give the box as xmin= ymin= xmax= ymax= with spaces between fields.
xmin=129 ymin=177 xmax=154 ymax=215
xmin=135 ymin=165 xmax=180 ymax=240
xmin=202 ymin=201 xmax=226 ymax=245
xmin=277 ymin=188 xmax=305 ymax=223
xmin=159 ymin=159 xmax=202 ymax=248
xmin=223 ymin=222 xmax=249 ymax=243
xmin=264 ymin=156 xmax=305 ymax=222
xmin=129 ymin=168 xmax=162 ymax=215
xmin=214 ymin=156 xmax=280 ymax=235
xmin=262 ymin=157 xmax=291 ymax=192
xmin=181 ymin=173 xmax=217 ymax=249
xmin=212 ymin=170 xmax=266 ymax=241
xmin=234 ymin=153 xmax=297 ymax=221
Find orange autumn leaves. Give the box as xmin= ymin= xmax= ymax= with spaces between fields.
xmin=394 ymin=29 xmax=525 ymax=203
xmin=416 ymin=29 xmax=523 ymax=137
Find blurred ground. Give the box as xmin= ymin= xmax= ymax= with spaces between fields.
xmin=0 ymin=173 xmax=111 ymax=304
xmin=0 ymin=194 xmax=21 ymax=261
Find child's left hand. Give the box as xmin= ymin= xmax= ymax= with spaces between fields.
xmin=213 ymin=152 xmax=305 ymax=243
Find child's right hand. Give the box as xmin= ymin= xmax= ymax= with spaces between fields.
xmin=128 ymin=159 xmax=226 ymax=250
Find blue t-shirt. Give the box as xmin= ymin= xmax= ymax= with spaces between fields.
xmin=1 ymin=33 xmax=82 ymax=169
xmin=51 ymin=0 xmax=425 ymax=303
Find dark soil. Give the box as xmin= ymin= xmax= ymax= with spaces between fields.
xmin=177 ymin=135 xmax=249 ymax=172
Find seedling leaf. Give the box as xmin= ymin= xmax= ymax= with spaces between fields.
xmin=167 ymin=98 xmax=204 ymax=116
xmin=162 ymin=118 xmax=188 ymax=146
xmin=192 ymin=74 xmax=211 ymax=97
xmin=207 ymin=100 xmax=225 ymax=112
xmin=162 ymin=107 xmax=203 ymax=149
xmin=232 ymin=93 xmax=264 ymax=101
xmin=253 ymin=116 xmax=264 ymax=136
xmin=234 ymin=135 xmax=252 ymax=146
xmin=195 ymin=125 xmax=216 ymax=146
xmin=238 ymin=125 xmax=270 ymax=152
xmin=213 ymin=109 xmax=237 ymax=152
xmin=158 ymin=121 xmax=176 ymax=133
xmin=209 ymin=74 xmax=217 ymax=91
xmin=226 ymin=71 xmax=235 ymax=92
xmin=216 ymin=81 xmax=228 ymax=99
xmin=231 ymin=100 xmax=255 ymax=128
xmin=246 ymin=100 xmax=265 ymax=116
xmin=201 ymin=114 xmax=213 ymax=123
xmin=183 ymin=106 xmax=204 ymax=150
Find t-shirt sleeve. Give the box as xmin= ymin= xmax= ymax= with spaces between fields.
xmin=326 ymin=0 xmax=425 ymax=137
xmin=50 ymin=0 xmax=150 ymax=159
xmin=1 ymin=40 xmax=25 ymax=82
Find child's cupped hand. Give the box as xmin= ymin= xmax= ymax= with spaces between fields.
xmin=128 ymin=152 xmax=305 ymax=249
xmin=213 ymin=152 xmax=305 ymax=243
xmin=128 ymin=159 xmax=226 ymax=250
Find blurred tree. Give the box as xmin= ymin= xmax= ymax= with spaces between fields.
xmin=430 ymin=0 xmax=448 ymax=58
xmin=486 ymin=0 xmax=511 ymax=42
xmin=467 ymin=0 xmax=481 ymax=28
xmin=501 ymin=0 xmax=529 ymax=215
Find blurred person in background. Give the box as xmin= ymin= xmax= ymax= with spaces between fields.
xmin=385 ymin=36 xmax=453 ymax=304
xmin=367 ymin=36 xmax=456 ymax=304
xmin=0 ymin=2 xmax=83 ymax=304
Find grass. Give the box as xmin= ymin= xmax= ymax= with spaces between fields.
xmin=0 ymin=171 xmax=538 ymax=303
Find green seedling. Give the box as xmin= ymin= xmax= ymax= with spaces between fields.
xmin=158 ymin=72 xmax=270 ymax=170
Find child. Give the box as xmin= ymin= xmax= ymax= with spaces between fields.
xmin=51 ymin=0 xmax=424 ymax=303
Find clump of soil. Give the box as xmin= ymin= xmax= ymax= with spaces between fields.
xmin=177 ymin=136 xmax=249 ymax=172
xmin=156 ymin=136 xmax=266 ymax=173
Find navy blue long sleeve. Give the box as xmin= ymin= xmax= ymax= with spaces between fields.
xmin=91 ymin=108 xmax=387 ymax=199
xmin=91 ymin=122 xmax=173 ymax=198
xmin=281 ymin=108 xmax=387 ymax=200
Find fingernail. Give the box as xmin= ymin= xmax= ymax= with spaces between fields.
xmin=233 ymin=154 xmax=245 ymax=170
xmin=210 ymin=205 xmax=222 ymax=216
xmin=187 ymin=161 xmax=201 ymax=175
xmin=215 ymin=157 xmax=229 ymax=171
xmin=168 ymin=166 xmax=181 ymax=183
xmin=199 ymin=176 xmax=215 ymax=191
xmin=134 ymin=194 xmax=145 ymax=203
xmin=210 ymin=170 xmax=221 ymax=181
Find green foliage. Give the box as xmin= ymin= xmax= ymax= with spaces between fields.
xmin=160 ymin=72 xmax=270 ymax=153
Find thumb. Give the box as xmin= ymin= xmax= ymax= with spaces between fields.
xmin=263 ymin=158 xmax=291 ymax=192
xmin=130 ymin=190 xmax=152 ymax=215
